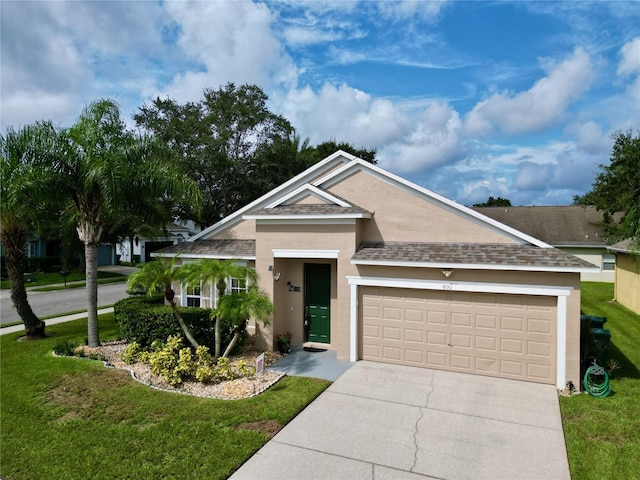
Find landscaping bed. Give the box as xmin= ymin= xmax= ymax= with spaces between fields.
xmin=79 ymin=340 xmax=285 ymax=400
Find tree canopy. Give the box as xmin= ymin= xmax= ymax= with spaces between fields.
xmin=473 ymin=196 xmax=512 ymax=207
xmin=135 ymin=83 xmax=377 ymax=228
xmin=574 ymin=129 xmax=640 ymax=245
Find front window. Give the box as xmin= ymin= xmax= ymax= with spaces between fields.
xmin=230 ymin=276 xmax=248 ymax=294
xmin=185 ymin=284 xmax=201 ymax=307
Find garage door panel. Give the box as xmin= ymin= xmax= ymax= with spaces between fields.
xmin=361 ymin=287 xmax=556 ymax=384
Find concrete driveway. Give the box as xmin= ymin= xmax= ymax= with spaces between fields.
xmin=231 ymin=361 xmax=570 ymax=480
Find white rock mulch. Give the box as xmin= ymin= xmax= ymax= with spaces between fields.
xmin=77 ymin=340 xmax=285 ymax=400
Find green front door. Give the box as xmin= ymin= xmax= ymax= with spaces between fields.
xmin=304 ymin=263 xmax=331 ymax=343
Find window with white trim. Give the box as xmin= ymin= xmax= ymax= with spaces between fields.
xmin=229 ymin=276 xmax=248 ymax=294
xmin=182 ymin=282 xmax=213 ymax=308
xmin=602 ymin=254 xmax=615 ymax=271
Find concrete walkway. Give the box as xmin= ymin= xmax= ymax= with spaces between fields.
xmin=231 ymin=361 xmax=570 ymax=480
xmin=268 ymin=346 xmax=354 ymax=381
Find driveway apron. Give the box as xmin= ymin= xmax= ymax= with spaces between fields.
xmin=231 ymin=361 xmax=570 ymax=480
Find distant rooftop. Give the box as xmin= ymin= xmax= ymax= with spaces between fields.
xmin=473 ymin=205 xmax=619 ymax=246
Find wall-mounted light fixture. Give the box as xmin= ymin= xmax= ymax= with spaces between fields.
xmin=268 ymin=265 xmax=274 ymax=271
xmin=274 ymin=272 xmax=281 ymax=281
xmin=442 ymin=269 xmax=453 ymax=278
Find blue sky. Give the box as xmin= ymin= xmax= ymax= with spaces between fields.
xmin=2 ymin=1 xmax=639 ymax=207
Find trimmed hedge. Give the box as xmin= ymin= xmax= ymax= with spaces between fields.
xmin=114 ymin=295 xmax=246 ymax=353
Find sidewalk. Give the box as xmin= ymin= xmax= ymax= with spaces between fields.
xmin=0 ymin=307 xmax=115 ymax=336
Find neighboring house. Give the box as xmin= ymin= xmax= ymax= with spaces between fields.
xmin=473 ymin=205 xmax=617 ymax=282
xmin=117 ymin=223 xmax=196 ymax=264
xmin=607 ymin=239 xmax=640 ymax=314
xmin=155 ymin=151 xmax=597 ymax=389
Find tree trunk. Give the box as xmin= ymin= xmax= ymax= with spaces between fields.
xmin=85 ymin=242 xmax=100 ymax=347
xmin=2 ymin=225 xmax=45 ymax=337
xmin=221 ymin=320 xmax=247 ymax=358
xmin=77 ymin=216 xmax=103 ymax=347
xmin=170 ymin=301 xmax=200 ymax=349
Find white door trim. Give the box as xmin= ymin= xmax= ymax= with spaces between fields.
xmin=347 ymin=276 xmax=572 ymax=388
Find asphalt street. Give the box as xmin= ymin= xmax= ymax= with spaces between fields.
xmin=0 ymin=282 xmax=130 ymax=325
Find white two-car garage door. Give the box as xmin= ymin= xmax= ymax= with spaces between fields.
xmin=361 ymin=287 xmax=557 ymax=384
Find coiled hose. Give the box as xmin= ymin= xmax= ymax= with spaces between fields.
xmin=583 ymin=364 xmax=611 ymax=398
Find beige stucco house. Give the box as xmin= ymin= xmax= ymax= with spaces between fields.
xmin=608 ymin=239 xmax=640 ymax=314
xmin=155 ymin=151 xmax=597 ymax=389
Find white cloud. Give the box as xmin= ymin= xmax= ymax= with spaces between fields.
xmin=465 ymin=48 xmax=595 ymax=135
xmin=376 ymin=1 xmax=448 ymax=22
xmin=159 ymin=1 xmax=298 ymax=102
xmin=617 ymin=37 xmax=640 ymax=76
xmin=378 ymin=102 xmax=464 ymax=174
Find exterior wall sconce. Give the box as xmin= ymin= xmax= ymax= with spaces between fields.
xmin=268 ymin=265 xmax=274 ymax=271
xmin=442 ymin=269 xmax=453 ymax=278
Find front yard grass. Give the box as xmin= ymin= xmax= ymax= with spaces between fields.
xmin=0 ymin=314 xmax=330 ymax=479
xmin=560 ymin=282 xmax=640 ymax=479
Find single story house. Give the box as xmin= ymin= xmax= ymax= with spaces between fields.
xmin=607 ymin=239 xmax=640 ymax=314
xmin=473 ymin=205 xmax=618 ymax=282
xmin=117 ymin=223 xmax=196 ymax=264
xmin=155 ymin=151 xmax=597 ymax=389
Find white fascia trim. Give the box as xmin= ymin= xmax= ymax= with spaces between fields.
xmin=244 ymin=214 xmax=368 ymax=221
xmin=274 ymin=249 xmax=340 ymax=259
xmin=314 ymin=160 xmax=551 ymax=248
xmin=347 ymin=275 xmax=571 ymax=388
xmin=351 ymin=259 xmax=599 ymax=273
xmin=151 ymin=252 xmax=256 ymax=260
xmin=346 ymin=275 xmax=573 ymax=297
xmin=190 ymin=151 xmax=356 ymax=241
xmin=265 ymin=184 xmax=351 ymax=208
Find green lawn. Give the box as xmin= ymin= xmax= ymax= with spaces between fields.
xmin=0 ymin=270 xmax=124 ymax=290
xmin=560 ymin=282 xmax=640 ymax=479
xmin=0 ymin=314 xmax=330 ymax=479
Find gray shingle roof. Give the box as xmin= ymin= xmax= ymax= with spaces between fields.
xmin=152 ymin=239 xmax=256 ymax=258
xmin=247 ymin=204 xmax=372 ymax=216
xmin=473 ymin=205 xmax=620 ymax=246
xmin=608 ymin=239 xmax=638 ymax=254
xmin=353 ymin=241 xmax=596 ymax=270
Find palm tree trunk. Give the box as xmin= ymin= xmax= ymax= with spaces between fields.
xmin=221 ymin=320 xmax=247 ymax=358
xmin=85 ymin=242 xmax=100 ymax=347
xmin=3 ymin=227 xmax=45 ymax=336
xmin=170 ymin=301 xmax=200 ymax=349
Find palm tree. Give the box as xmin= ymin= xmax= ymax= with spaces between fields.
xmin=127 ymin=258 xmax=200 ymax=349
xmin=177 ymin=259 xmax=257 ymax=359
xmin=33 ymin=99 xmax=200 ymax=346
xmin=0 ymin=122 xmax=58 ymax=337
xmin=216 ymin=285 xmax=273 ymax=358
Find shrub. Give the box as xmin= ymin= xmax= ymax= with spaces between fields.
xmin=114 ymin=295 xmax=246 ymax=354
xmin=53 ymin=339 xmax=77 ymax=356
xmin=139 ymin=336 xmax=247 ymax=386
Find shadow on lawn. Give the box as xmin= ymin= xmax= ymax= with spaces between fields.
xmin=609 ymin=342 xmax=640 ymax=380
